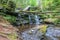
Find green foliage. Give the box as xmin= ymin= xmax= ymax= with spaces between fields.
xmin=8 ymin=33 xmax=18 ymax=40
xmin=0 ymin=0 xmax=60 ymax=25
xmin=3 ymin=15 xmax=16 ymax=24
xmin=0 ymin=0 xmax=8 ymax=4
xmin=12 ymin=0 xmax=39 ymax=8
xmin=6 ymin=1 xmax=16 ymax=12
xmin=42 ymin=0 xmax=60 ymax=11
xmin=29 ymin=0 xmax=37 ymax=6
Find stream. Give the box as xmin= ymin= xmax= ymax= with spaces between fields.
xmin=16 ymin=14 xmax=60 ymax=40
xmin=18 ymin=24 xmax=60 ymax=40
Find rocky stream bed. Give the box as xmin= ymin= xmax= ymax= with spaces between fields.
xmin=0 ymin=16 xmax=60 ymax=40
xmin=18 ymin=24 xmax=60 ymax=40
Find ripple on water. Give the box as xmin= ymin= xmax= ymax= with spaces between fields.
xmin=21 ymin=25 xmax=44 ymax=40
xmin=21 ymin=24 xmax=60 ymax=40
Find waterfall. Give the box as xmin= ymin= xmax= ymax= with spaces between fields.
xmin=29 ymin=14 xmax=37 ymax=24
xmin=29 ymin=15 xmax=33 ymax=24
xmin=35 ymin=15 xmax=40 ymax=24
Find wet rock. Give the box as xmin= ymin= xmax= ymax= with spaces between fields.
xmin=44 ymin=18 xmax=57 ymax=24
xmin=21 ymin=24 xmax=48 ymax=40
xmin=0 ymin=6 xmax=3 ymax=12
xmin=46 ymin=26 xmax=60 ymax=40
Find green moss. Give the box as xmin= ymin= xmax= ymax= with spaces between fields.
xmin=3 ymin=15 xmax=16 ymax=23
xmin=8 ymin=33 xmax=18 ymax=40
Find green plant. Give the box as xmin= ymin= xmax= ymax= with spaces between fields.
xmin=3 ymin=15 xmax=16 ymax=23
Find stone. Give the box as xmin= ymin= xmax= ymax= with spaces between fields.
xmin=21 ymin=24 xmax=48 ymax=40
xmin=46 ymin=26 xmax=60 ymax=40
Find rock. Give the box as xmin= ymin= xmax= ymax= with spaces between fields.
xmin=0 ymin=6 xmax=3 ymax=10
xmin=46 ymin=26 xmax=60 ymax=40
xmin=44 ymin=18 xmax=57 ymax=24
xmin=21 ymin=24 xmax=48 ymax=40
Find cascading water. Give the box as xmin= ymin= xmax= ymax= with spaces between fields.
xmin=35 ymin=15 xmax=40 ymax=24
xmin=29 ymin=14 xmax=35 ymax=24
xmin=29 ymin=15 xmax=33 ymax=24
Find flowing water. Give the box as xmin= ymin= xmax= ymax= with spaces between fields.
xmin=29 ymin=15 xmax=33 ymax=24
xmin=18 ymin=24 xmax=60 ymax=40
xmin=35 ymin=15 xmax=40 ymax=24
xmin=16 ymin=14 xmax=60 ymax=40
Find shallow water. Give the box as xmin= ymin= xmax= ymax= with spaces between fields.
xmin=19 ymin=24 xmax=60 ymax=40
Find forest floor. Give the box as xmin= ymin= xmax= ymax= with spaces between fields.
xmin=0 ymin=16 xmax=19 ymax=40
